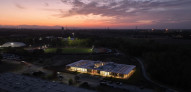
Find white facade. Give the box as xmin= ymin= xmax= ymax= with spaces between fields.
xmin=1 ymin=42 xmax=26 ymax=47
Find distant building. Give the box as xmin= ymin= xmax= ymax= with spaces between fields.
xmin=61 ymin=27 xmax=64 ymax=30
xmin=66 ymin=60 xmax=136 ymax=79
xmin=45 ymin=36 xmax=55 ymax=39
xmin=1 ymin=42 xmax=26 ymax=48
xmin=64 ymin=37 xmax=75 ymax=41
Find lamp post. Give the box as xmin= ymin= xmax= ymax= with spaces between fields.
xmin=72 ymin=32 xmax=75 ymax=38
xmin=91 ymin=45 xmax=94 ymax=51
xmin=165 ymin=28 xmax=168 ymax=33
xmin=10 ymin=43 xmax=14 ymax=47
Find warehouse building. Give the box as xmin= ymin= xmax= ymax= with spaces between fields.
xmin=66 ymin=60 xmax=136 ymax=79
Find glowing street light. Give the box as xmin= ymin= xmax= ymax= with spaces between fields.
xmin=165 ymin=28 xmax=168 ymax=33
xmin=152 ymin=29 xmax=155 ymax=32
xmin=91 ymin=45 xmax=94 ymax=51
xmin=10 ymin=43 xmax=14 ymax=46
xmin=72 ymin=32 xmax=75 ymax=38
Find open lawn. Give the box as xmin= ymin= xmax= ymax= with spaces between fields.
xmin=44 ymin=48 xmax=57 ymax=53
xmin=44 ymin=48 xmax=92 ymax=54
xmin=62 ymin=48 xmax=92 ymax=54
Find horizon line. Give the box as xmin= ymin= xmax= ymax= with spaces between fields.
xmin=0 ymin=25 xmax=190 ymax=30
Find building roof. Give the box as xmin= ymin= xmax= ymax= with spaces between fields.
xmin=1 ymin=42 xmax=26 ymax=47
xmin=66 ymin=60 xmax=136 ymax=75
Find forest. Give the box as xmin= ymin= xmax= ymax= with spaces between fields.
xmin=93 ymin=37 xmax=191 ymax=90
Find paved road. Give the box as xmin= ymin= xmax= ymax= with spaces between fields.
xmin=77 ymin=73 xmax=154 ymax=92
xmin=0 ymin=73 xmax=95 ymax=92
xmin=135 ymin=57 xmax=177 ymax=92
xmin=2 ymin=59 xmax=52 ymax=75
xmin=110 ymin=83 xmax=153 ymax=92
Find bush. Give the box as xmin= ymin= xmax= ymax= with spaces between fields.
xmin=68 ymin=79 xmax=74 ymax=85
xmin=80 ymin=82 xmax=90 ymax=88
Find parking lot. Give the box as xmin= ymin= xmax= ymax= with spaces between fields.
xmin=0 ymin=73 xmax=95 ymax=92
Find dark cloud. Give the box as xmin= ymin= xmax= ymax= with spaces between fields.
xmin=15 ymin=3 xmax=26 ymax=9
xmin=44 ymin=2 xmax=49 ymax=7
xmin=57 ymin=0 xmax=191 ymax=28
xmin=62 ymin=0 xmax=191 ymax=17
xmin=60 ymin=0 xmax=73 ymax=4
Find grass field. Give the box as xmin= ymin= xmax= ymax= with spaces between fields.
xmin=44 ymin=48 xmax=57 ymax=53
xmin=44 ymin=48 xmax=92 ymax=54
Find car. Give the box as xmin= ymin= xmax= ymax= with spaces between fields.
xmin=21 ymin=61 xmax=25 ymax=63
xmin=116 ymin=82 xmax=123 ymax=85
xmin=99 ymin=79 xmax=106 ymax=82
xmin=108 ymin=81 xmax=113 ymax=84
xmin=100 ymin=82 xmax=107 ymax=86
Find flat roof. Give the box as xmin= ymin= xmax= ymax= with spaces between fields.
xmin=66 ymin=60 xmax=136 ymax=74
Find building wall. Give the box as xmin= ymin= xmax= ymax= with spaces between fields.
xmin=67 ymin=66 xmax=136 ymax=79
xmin=100 ymin=71 xmax=111 ymax=77
xmin=69 ymin=67 xmax=87 ymax=73
xmin=123 ymin=69 xmax=136 ymax=79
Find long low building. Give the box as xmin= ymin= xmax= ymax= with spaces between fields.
xmin=66 ymin=60 xmax=136 ymax=79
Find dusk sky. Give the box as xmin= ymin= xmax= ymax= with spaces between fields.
xmin=0 ymin=0 xmax=191 ymax=29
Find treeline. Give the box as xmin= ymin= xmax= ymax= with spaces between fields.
xmin=0 ymin=37 xmax=92 ymax=48
xmin=62 ymin=38 xmax=92 ymax=47
xmin=93 ymin=37 xmax=191 ymax=90
xmin=143 ymin=46 xmax=191 ymax=89
xmin=48 ymin=38 xmax=92 ymax=47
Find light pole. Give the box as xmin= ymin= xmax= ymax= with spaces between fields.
xmin=91 ymin=45 xmax=94 ymax=51
xmin=10 ymin=43 xmax=14 ymax=47
xmin=72 ymin=32 xmax=75 ymax=38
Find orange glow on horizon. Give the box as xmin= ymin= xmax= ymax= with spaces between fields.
xmin=0 ymin=0 xmax=190 ymax=29
xmin=0 ymin=0 xmax=154 ymax=28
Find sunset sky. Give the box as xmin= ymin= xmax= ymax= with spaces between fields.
xmin=0 ymin=0 xmax=191 ymax=29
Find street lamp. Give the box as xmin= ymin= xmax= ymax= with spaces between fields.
xmin=72 ymin=32 xmax=75 ymax=38
xmin=10 ymin=43 xmax=14 ymax=46
xmin=91 ymin=45 xmax=94 ymax=51
xmin=165 ymin=28 xmax=168 ymax=33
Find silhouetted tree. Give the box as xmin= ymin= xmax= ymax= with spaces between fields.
xmin=68 ymin=79 xmax=73 ymax=85
xmin=74 ymin=75 xmax=80 ymax=83
xmin=0 ymin=54 xmax=2 ymax=63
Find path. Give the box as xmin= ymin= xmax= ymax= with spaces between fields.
xmin=135 ymin=57 xmax=177 ymax=92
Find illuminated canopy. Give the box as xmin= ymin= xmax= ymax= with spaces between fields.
xmin=1 ymin=42 xmax=26 ymax=47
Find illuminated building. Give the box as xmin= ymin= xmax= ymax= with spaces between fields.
xmin=1 ymin=42 xmax=26 ymax=47
xmin=66 ymin=60 xmax=136 ymax=79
